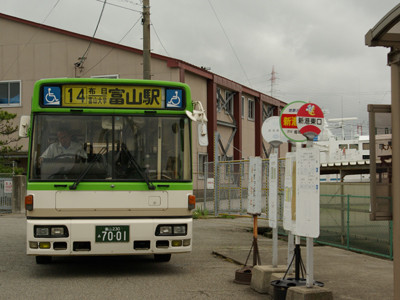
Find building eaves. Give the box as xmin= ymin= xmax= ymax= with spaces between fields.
xmin=0 ymin=12 xmax=286 ymax=108
xmin=365 ymin=3 xmax=400 ymax=48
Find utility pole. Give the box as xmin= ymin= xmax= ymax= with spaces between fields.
xmin=142 ymin=0 xmax=151 ymax=80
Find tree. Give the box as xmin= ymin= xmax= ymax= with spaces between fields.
xmin=0 ymin=109 xmax=22 ymax=174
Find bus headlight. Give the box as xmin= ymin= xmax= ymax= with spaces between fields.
xmin=156 ymin=224 xmax=187 ymax=236
xmin=34 ymin=226 xmax=69 ymax=238
xmin=173 ymin=225 xmax=186 ymax=235
xmin=158 ymin=225 xmax=173 ymax=235
xmin=35 ymin=227 xmax=49 ymax=237
xmin=51 ymin=227 xmax=66 ymax=237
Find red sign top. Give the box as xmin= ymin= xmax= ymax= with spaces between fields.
xmin=296 ymin=103 xmax=324 ymax=138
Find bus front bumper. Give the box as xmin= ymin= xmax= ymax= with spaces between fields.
xmin=26 ymin=217 xmax=192 ymax=256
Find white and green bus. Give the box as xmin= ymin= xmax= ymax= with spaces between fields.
xmin=20 ymin=78 xmax=206 ymax=264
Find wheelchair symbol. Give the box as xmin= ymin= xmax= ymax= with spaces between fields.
xmin=45 ymin=87 xmax=60 ymax=105
xmin=167 ymin=91 xmax=181 ymax=107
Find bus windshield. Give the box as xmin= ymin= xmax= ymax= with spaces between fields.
xmin=30 ymin=114 xmax=192 ymax=182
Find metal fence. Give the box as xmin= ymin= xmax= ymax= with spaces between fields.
xmin=193 ymin=159 xmax=393 ymax=259
xmin=318 ymin=194 xmax=392 ymax=259
xmin=0 ymin=174 xmax=13 ymax=213
xmin=196 ymin=159 xmax=285 ymax=218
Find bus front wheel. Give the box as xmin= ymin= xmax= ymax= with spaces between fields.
xmin=154 ymin=254 xmax=171 ymax=263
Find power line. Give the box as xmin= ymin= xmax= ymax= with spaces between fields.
xmin=41 ymin=0 xmax=62 ymax=23
xmin=151 ymin=23 xmax=169 ymax=56
xmin=207 ymin=0 xmax=251 ymax=87
xmin=95 ymin=0 xmax=142 ymax=13
xmin=75 ymin=0 xmax=108 ymax=69
xmin=82 ymin=15 xmax=142 ymax=75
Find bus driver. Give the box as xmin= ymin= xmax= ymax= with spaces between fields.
xmin=40 ymin=130 xmax=87 ymax=162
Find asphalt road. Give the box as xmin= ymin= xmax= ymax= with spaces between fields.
xmin=0 ymin=214 xmax=265 ymax=300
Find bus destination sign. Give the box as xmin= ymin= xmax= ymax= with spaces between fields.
xmin=42 ymin=85 xmax=184 ymax=109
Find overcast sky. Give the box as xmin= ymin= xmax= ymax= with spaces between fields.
xmin=2 ymin=0 xmax=399 ymax=136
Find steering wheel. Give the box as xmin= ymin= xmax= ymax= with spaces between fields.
xmin=53 ymin=154 xmax=77 ymax=160
xmin=53 ymin=154 xmax=86 ymax=163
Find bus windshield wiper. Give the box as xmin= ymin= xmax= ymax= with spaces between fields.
xmin=121 ymin=144 xmax=156 ymax=190
xmin=69 ymin=147 xmax=107 ymax=190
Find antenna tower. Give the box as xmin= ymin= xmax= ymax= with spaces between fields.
xmin=269 ymin=66 xmax=277 ymax=97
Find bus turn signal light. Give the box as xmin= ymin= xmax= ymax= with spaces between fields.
xmin=188 ymin=194 xmax=195 ymax=210
xmin=25 ymin=195 xmax=33 ymax=211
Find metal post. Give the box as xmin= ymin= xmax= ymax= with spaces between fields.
xmin=287 ymin=232 xmax=295 ymax=274
xmin=214 ymin=132 xmax=220 ymax=216
xmin=340 ymin=171 xmax=345 ymax=245
xmin=295 ymin=235 xmax=301 ymax=279
xmin=239 ymin=161 xmax=243 ymax=214
xmin=306 ymin=139 xmax=314 ymax=288
xmin=390 ymin=58 xmax=400 ymax=297
xmin=272 ymin=226 xmax=278 ymax=267
xmin=253 ymin=215 xmax=259 ymax=266
xmin=306 ymin=237 xmax=314 ymax=287
xmin=270 ymin=146 xmax=279 ymax=268
xmin=347 ymin=194 xmax=350 ymax=250
xmin=204 ymin=162 xmax=208 ymax=209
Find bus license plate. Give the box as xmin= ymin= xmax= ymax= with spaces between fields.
xmin=95 ymin=226 xmax=129 ymax=243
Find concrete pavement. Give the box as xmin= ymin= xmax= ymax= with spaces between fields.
xmin=0 ymin=213 xmax=393 ymax=299
xmin=208 ymin=216 xmax=393 ymax=300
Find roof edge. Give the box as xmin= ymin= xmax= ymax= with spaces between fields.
xmin=365 ymin=3 xmax=400 ymax=47
xmin=0 ymin=12 xmax=286 ymax=107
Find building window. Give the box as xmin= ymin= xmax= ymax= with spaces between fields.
xmin=248 ymin=98 xmax=255 ymax=120
xmin=241 ymin=96 xmax=245 ymax=118
xmin=0 ymin=81 xmax=21 ymax=106
xmin=225 ymin=91 xmax=233 ymax=115
xmin=198 ymin=153 xmax=208 ymax=179
xmin=349 ymin=144 xmax=359 ymax=150
xmin=216 ymin=88 xmax=222 ymax=112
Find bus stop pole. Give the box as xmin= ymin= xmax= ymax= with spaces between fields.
xmin=306 ymin=139 xmax=314 ymax=288
xmin=272 ymin=146 xmax=279 ymax=268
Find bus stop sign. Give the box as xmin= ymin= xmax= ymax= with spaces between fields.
xmin=280 ymin=101 xmax=307 ymax=142
xmin=296 ymin=103 xmax=324 ymax=140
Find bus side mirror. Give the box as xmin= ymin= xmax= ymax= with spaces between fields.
xmin=19 ymin=115 xmax=31 ymax=138
xmin=186 ymin=101 xmax=208 ymax=147
xmin=198 ymin=123 xmax=208 ymax=147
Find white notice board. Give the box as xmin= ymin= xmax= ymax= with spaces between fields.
xmin=294 ymin=147 xmax=320 ymax=238
xmin=268 ymin=153 xmax=278 ymax=228
xmin=207 ymin=178 xmax=214 ymax=189
xmin=4 ymin=181 xmax=12 ymax=194
xmin=247 ymin=156 xmax=262 ymax=215
xmin=283 ymin=152 xmax=296 ymax=232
